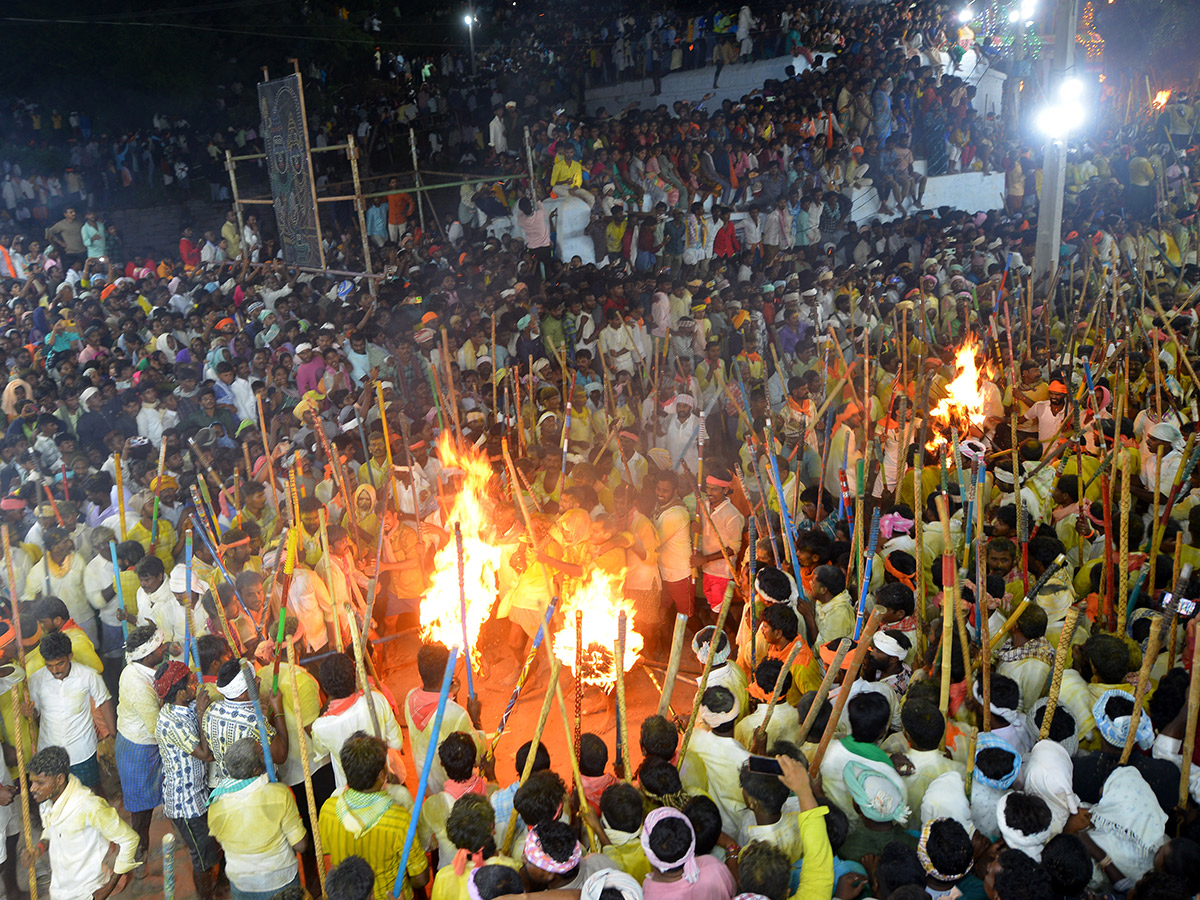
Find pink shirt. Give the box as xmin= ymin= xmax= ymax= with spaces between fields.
xmin=296 ymin=358 xmax=327 ymax=394
xmin=643 ymin=856 xmax=736 ymax=900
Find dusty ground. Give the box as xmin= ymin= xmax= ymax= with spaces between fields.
xmin=61 ymin=620 xmax=706 ymax=900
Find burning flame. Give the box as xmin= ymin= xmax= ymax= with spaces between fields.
xmin=418 ymin=433 xmax=504 ymax=670
xmin=553 ymin=569 xmax=643 ymax=690
xmin=927 ymin=335 xmax=988 ymax=449
xmin=1153 ymin=90 xmax=1171 ymax=109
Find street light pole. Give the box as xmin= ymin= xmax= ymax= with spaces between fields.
xmin=464 ymin=11 xmax=477 ymax=75
xmin=1032 ymin=0 xmax=1083 ymax=285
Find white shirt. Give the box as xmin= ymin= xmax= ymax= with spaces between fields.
xmin=28 ymin=662 xmax=110 ymax=763
xmin=700 ymin=497 xmax=744 ymax=578
xmin=664 ymin=413 xmax=700 ymax=472
xmin=136 ymin=404 xmax=178 ymax=445
xmin=310 ymin=690 xmax=404 ymax=789
xmin=41 ymin=775 xmax=139 ymax=900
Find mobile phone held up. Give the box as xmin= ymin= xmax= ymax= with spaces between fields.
xmin=747 ymin=755 xmax=784 ymax=777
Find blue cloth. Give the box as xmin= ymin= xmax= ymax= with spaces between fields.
xmin=70 ymin=754 xmax=100 ymax=791
xmin=115 ymin=733 xmax=163 ymax=812
xmin=231 ymin=875 xmax=300 ymax=900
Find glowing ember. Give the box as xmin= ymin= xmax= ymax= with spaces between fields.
xmin=1153 ymin=90 xmax=1171 ymax=109
xmin=553 ymin=569 xmax=643 ymax=690
xmin=418 ymin=432 xmax=504 ymax=669
xmin=927 ymin=335 xmax=987 ymax=449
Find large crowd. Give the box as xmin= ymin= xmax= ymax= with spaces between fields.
xmin=1 ymin=0 xmax=1200 ymax=899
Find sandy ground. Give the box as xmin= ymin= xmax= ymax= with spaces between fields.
xmin=48 ymin=620 xmax=707 ymax=900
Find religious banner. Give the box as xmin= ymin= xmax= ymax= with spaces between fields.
xmin=257 ymin=73 xmax=323 ymax=267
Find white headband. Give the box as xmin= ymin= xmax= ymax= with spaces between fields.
xmin=216 ymin=669 xmax=250 ymax=699
xmin=699 ymin=694 xmax=741 ymax=729
xmin=873 ymin=631 xmax=907 ymax=660
xmin=126 ymin=629 xmax=163 ymax=663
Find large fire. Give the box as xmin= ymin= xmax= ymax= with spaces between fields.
xmin=553 ymin=569 xmax=643 ymax=690
xmin=418 ymin=433 xmax=504 ymax=670
xmin=1153 ymin=90 xmax=1171 ymax=110
xmin=927 ymin=335 xmax=988 ymax=449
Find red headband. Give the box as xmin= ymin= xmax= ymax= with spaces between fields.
xmin=706 ymin=476 xmax=732 ymax=488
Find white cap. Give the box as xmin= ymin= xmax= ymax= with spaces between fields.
xmin=80 ymin=387 xmax=99 ymax=406
xmin=295 ymin=342 xmax=313 ymax=354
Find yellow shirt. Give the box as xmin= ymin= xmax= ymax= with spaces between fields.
xmin=430 ymin=858 xmax=519 ymax=900
xmin=550 ymin=156 xmax=583 ymax=189
xmin=603 ymin=839 xmax=652 ymax=881
xmin=256 ymin=661 xmax=321 ymax=787
xmin=25 ymin=625 xmax=104 ymax=676
xmin=127 ymin=518 xmax=177 ymax=570
xmin=319 ymin=795 xmax=428 ymax=900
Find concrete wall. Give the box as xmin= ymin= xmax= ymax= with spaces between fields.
xmin=846 ymin=164 xmax=1008 ymax=225
xmin=584 ymin=47 xmax=1005 ymax=122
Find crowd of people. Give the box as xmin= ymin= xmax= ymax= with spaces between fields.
xmin=2 ymin=0 xmax=1200 ymax=898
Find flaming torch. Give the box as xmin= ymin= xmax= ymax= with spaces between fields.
xmin=926 ymin=335 xmax=990 ymax=450
xmin=417 ymin=433 xmax=504 ymax=672
xmin=553 ymin=569 xmax=643 ymax=691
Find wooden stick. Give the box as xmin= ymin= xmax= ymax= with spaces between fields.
xmin=115 ymin=451 xmax=127 ymax=539
xmin=574 ymin=609 xmax=583 ymax=759
xmin=1119 ymin=616 xmax=1163 ymax=765
xmin=1039 ymin=606 xmax=1082 ymax=740
xmin=678 ymin=581 xmax=736 ymax=761
xmin=3 ymin=526 xmax=36 ymax=900
xmin=794 ymin=637 xmax=852 ymax=745
xmin=440 ymin=327 xmax=465 ymax=438
xmin=811 ymin=609 xmax=884 ymax=772
xmin=257 ymin=394 xmax=281 ymax=515
xmin=1118 ymin=451 xmax=1132 ymax=634
xmin=1180 ymin=616 xmax=1200 ymax=808
xmin=285 ymin=640 xmax=326 ymax=893
xmin=501 ymin=659 xmax=561 ymax=856
xmin=936 ymin=493 xmax=957 ymax=715
xmin=757 ymin=635 xmax=807 ymax=737
xmin=656 ymin=613 xmax=689 ymax=718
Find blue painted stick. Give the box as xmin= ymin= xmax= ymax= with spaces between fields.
xmin=189 ymin=515 xmax=262 ymax=641
xmin=240 ymin=658 xmax=276 ymax=782
xmin=110 ymin=540 xmax=129 ymax=640
xmin=393 ymin=645 xmax=460 ymax=899
xmin=853 ymin=508 xmax=882 ymax=639
xmin=763 ymin=417 xmax=807 ymax=603
xmin=184 ymin=527 xmax=195 ymax=671
xmin=492 ymin=599 xmax=557 ymax=748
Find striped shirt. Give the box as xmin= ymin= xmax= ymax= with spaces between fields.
xmin=318 ymin=796 xmax=428 ymax=900
xmin=202 ymin=699 xmax=275 ymax=787
xmin=156 ymin=702 xmax=209 ymax=819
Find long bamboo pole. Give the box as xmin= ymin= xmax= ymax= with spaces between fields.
xmin=794 ymin=637 xmax=852 ymax=745
xmin=3 ymin=526 xmax=35 ymax=900
xmin=811 ymin=609 xmax=884 ymax=771
xmin=1119 ymin=617 xmax=1163 ymax=765
xmin=678 ymin=582 xmax=735 ymax=761
xmin=285 ymin=641 xmax=325 ymax=893
xmin=1039 ymin=607 xmax=1082 ymax=740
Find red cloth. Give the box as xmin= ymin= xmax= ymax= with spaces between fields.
xmin=408 ymin=688 xmax=441 ymax=730
xmin=713 ymin=221 xmax=741 ymax=258
xmin=581 ymin=772 xmax=618 ymax=813
xmin=327 ymin=691 xmax=363 ymax=718
xmin=444 ymin=773 xmax=488 ymax=800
